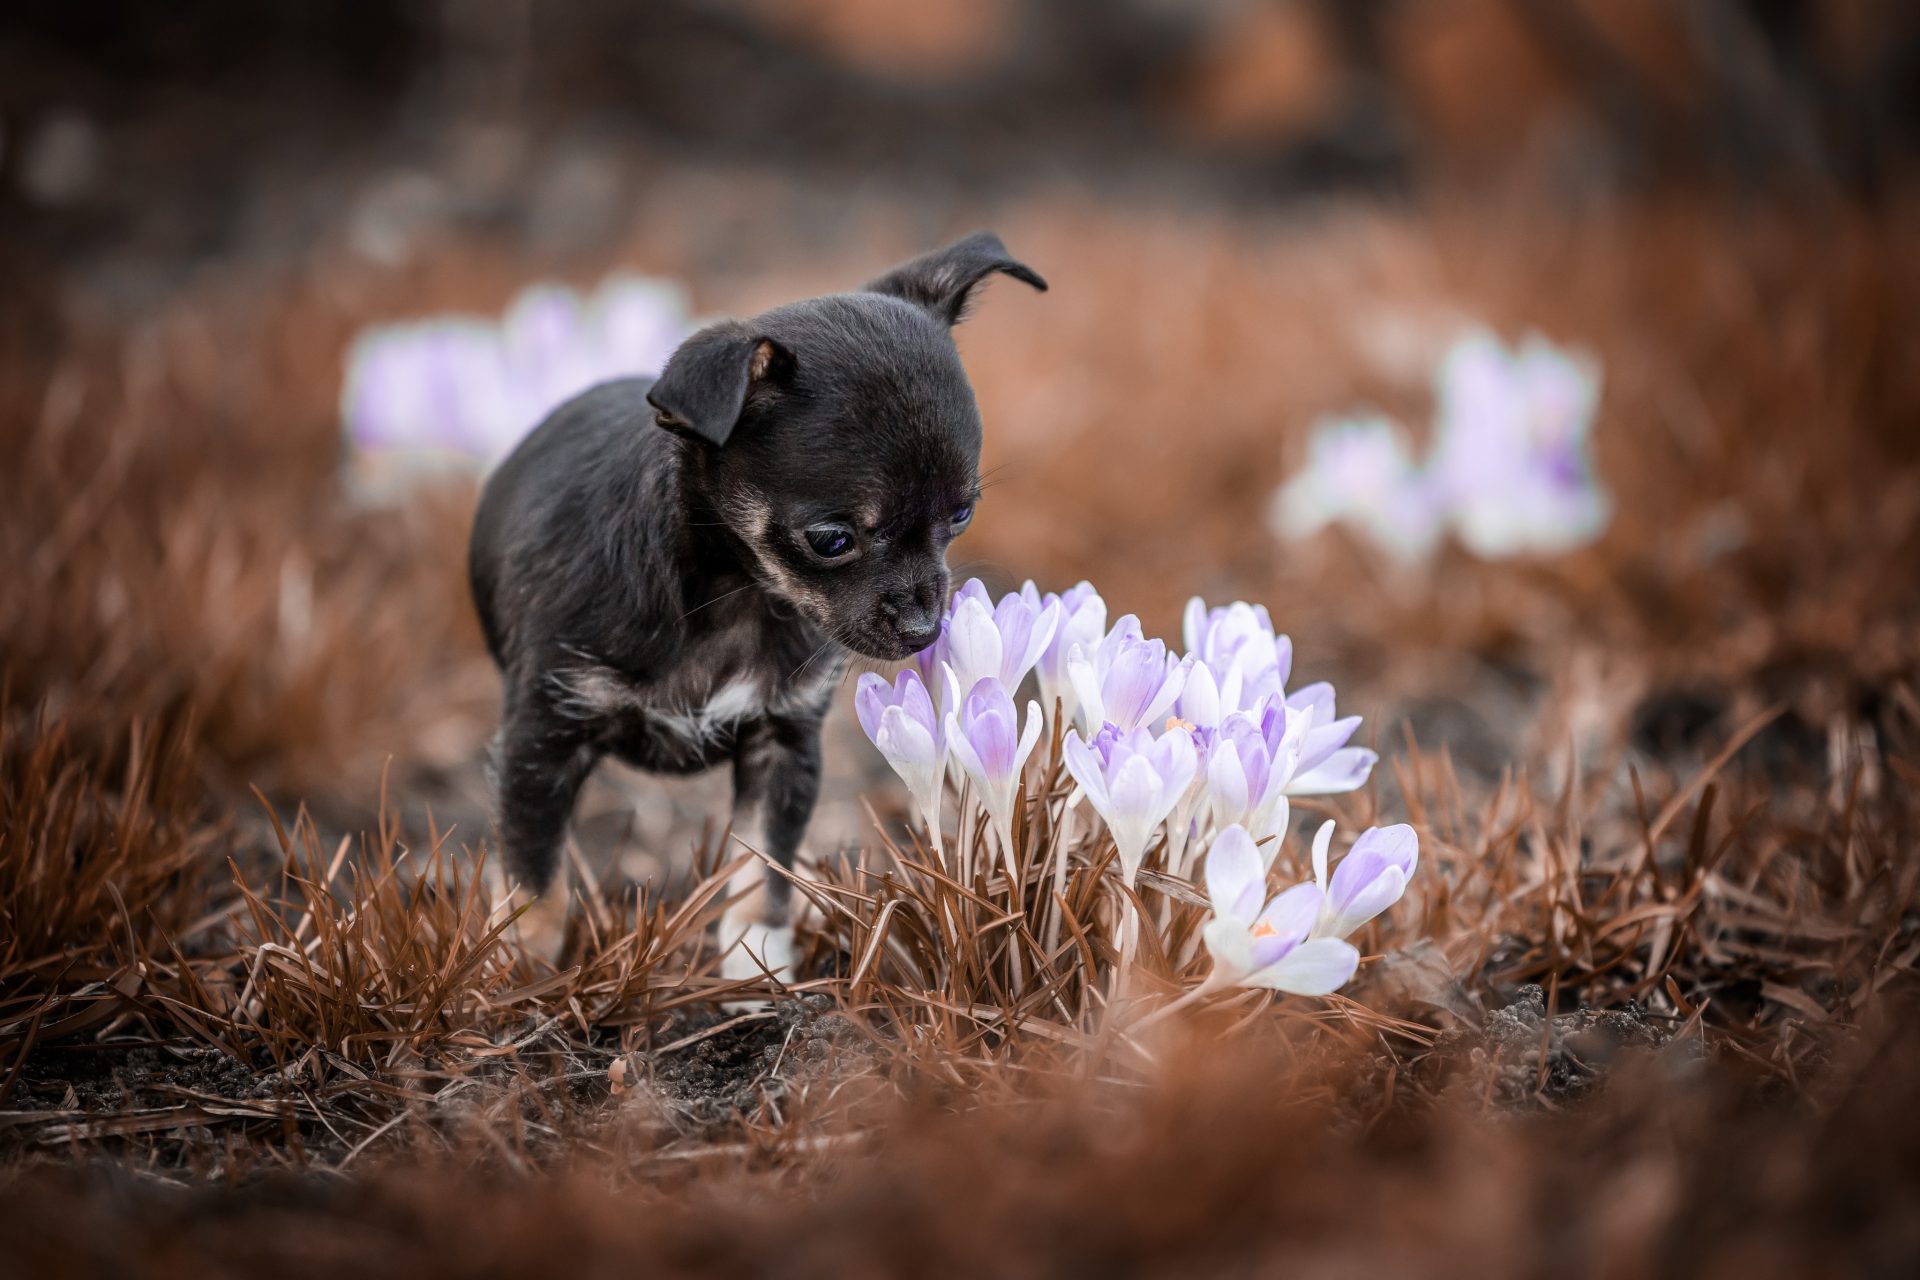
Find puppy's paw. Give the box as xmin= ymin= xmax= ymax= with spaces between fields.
xmin=720 ymin=919 xmax=795 ymax=984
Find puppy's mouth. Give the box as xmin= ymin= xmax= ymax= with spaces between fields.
xmin=840 ymin=629 xmax=933 ymax=663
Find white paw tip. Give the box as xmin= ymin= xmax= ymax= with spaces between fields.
xmin=721 ymin=921 xmax=795 ymax=982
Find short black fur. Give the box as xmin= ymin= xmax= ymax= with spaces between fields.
xmin=469 ymin=233 xmax=1046 ymax=949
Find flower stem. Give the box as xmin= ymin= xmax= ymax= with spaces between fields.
xmin=1126 ymin=970 xmax=1229 ymax=1034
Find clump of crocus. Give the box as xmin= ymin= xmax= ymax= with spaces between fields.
xmin=852 ymin=577 xmax=1402 ymax=1012
xmin=1268 ymin=327 xmax=1606 ymax=562
xmin=340 ymin=273 xmax=693 ymax=493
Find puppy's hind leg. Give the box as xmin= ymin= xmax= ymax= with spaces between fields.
xmin=489 ymin=687 xmax=600 ymax=961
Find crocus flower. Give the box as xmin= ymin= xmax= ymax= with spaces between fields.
xmin=1309 ymin=820 xmax=1418 ymax=939
xmin=943 ymin=579 xmax=1060 ymax=699
xmin=1201 ymin=825 xmax=1360 ymax=994
xmin=855 ymin=669 xmax=947 ymax=851
xmin=1430 ymin=329 xmax=1608 ymax=558
xmin=341 ymin=272 xmax=693 ymax=490
xmin=1061 ymin=723 xmax=1198 ymax=885
xmin=1066 ymin=616 xmax=1188 ymax=735
xmin=1204 ymin=698 xmax=1305 ymax=848
xmin=1268 ymin=414 xmax=1444 ymax=564
xmin=1178 ymin=598 xmax=1294 ymax=726
xmin=1282 ymin=682 xmax=1376 ymax=795
xmin=944 ymin=678 xmax=1044 ymax=871
xmin=1022 ymin=580 xmax=1107 ymax=724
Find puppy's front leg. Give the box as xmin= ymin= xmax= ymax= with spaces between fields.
xmin=720 ymin=713 xmax=822 ymax=981
xmin=491 ymin=682 xmax=600 ymax=958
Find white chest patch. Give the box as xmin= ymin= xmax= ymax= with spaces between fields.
xmin=646 ymin=677 xmax=766 ymax=749
xmin=549 ymin=652 xmax=841 ymax=752
xmin=550 ymin=664 xmax=769 ymax=745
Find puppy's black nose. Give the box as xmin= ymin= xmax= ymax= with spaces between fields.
xmin=895 ymin=621 xmax=941 ymax=653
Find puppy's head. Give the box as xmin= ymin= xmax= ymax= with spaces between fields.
xmin=647 ymin=232 xmax=1046 ymax=661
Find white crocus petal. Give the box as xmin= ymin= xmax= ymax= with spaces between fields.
xmin=1206 ymin=743 xmax=1250 ymax=826
xmin=1202 ymin=918 xmax=1257 ymax=980
xmin=876 ymin=708 xmax=942 ymax=831
xmin=1203 ymin=824 xmax=1267 ymax=925
xmin=1253 ymin=795 xmax=1290 ymax=864
xmin=944 ymin=596 xmax=1004 ymax=693
xmin=1311 ymin=819 xmax=1336 ymax=893
xmin=1018 ymin=701 xmax=1044 ymax=766
xmin=1182 ymin=597 xmax=1207 ymax=656
xmin=1247 ymin=937 xmax=1360 ymax=995
xmin=1158 ymin=725 xmax=1200 ymax=798
xmin=1065 ymin=645 xmax=1105 ymax=729
xmin=1014 ymin=601 xmax=1061 ymax=684
xmin=1137 ymin=656 xmax=1191 ymax=731
xmin=1321 ymin=866 xmax=1408 ymax=939
xmin=1285 ymin=680 xmax=1336 ymax=725
xmin=1106 ymin=755 xmax=1166 ymax=880
xmin=1060 ymin=730 xmax=1110 ymax=811
xmin=1216 ymin=660 xmax=1246 ymax=720
xmin=943 ymin=710 xmax=982 ymax=782
xmin=1181 ymin=661 xmax=1222 ymax=729
xmin=1289 ymin=747 xmax=1378 ymax=796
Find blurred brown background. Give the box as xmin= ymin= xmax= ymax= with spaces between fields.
xmin=2 ymin=0 xmax=1916 ymax=880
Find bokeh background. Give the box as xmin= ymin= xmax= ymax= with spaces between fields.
xmin=6 ymin=0 xmax=1915 ymax=857
xmin=4 ymin=3 xmax=1920 ymax=1274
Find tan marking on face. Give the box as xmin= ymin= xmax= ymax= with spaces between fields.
xmin=723 ymin=493 xmax=835 ymax=625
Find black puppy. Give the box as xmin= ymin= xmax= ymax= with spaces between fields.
xmin=469 ymin=233 xmax=1046 ymax=970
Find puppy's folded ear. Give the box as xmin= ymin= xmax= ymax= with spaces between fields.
xmin=863 ymin=231 xmax=1047 ymax=327
xmin=645 ymin=323 xmax=791 ymax=447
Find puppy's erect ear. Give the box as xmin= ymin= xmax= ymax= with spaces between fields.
xmin=862 ymin=231 xmax=1047 ymax=327
xmin=645 ymin=322 xmax=790 ymax=447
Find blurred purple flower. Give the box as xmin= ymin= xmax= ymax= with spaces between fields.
xmin=1201 ymin=825 xmax=1360 ymax=995
xmin=1267 ymin=328 xmax=1607 ymax=563
xmin=1062 ymin=723 xmax=1198 ymax=885
xmin=1268 ymin=415 xmax=1444 ymax=564
xmin=944 ymin=677 xmax=1044 ymax=869
xmin=341 ymin=273 xmax=693 ymax=492
xmin=1432 ymin=329 xmax=1608 ymax=557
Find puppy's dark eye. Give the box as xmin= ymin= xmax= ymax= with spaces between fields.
xmin=950 ymin=503 xmax=975 ymax=534
xmin=804 ymin=525 xmax=858 ymax=561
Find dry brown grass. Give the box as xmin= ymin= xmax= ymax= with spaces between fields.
xmin=1 ymin=187 xmax=1917 ymax=1272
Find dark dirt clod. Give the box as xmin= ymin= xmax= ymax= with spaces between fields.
xmin=640 ymin=996 xmax=876 ymax=1131
xmin=1458 ymin=985 xmax=1684 ymax=1106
